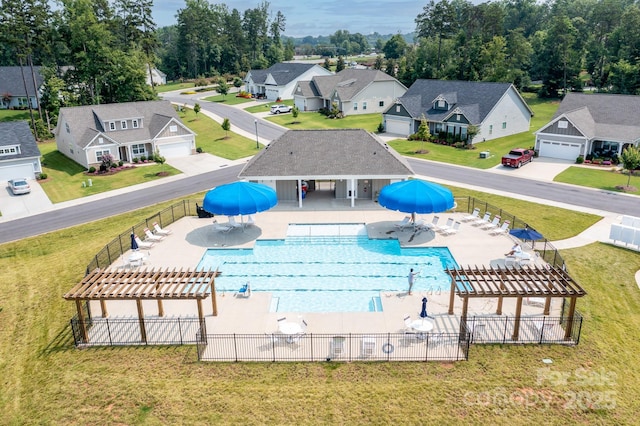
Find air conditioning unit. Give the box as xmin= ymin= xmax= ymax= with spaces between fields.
xmin=479 ymin=151 xmax=490 ymax=159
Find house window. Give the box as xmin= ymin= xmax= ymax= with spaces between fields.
xmin=438 ymin=100 xmax=445 ymax=108
xmin=109 ymin=122 xmax=115 ymax=131
xmin=456 ymin=114 xmax=460 ymax=121
xmin=558 ymin=120 xmax=568 ymax=129
xmin=395 ymin=105 xmax=400 ymax=113
xmin=132 ymin=119 xmax=139 ymax=128
xmin=18 ymin=97 xmax=28 ymax=107
xmin=121 ymin=120 xmax=127 ymax=130
xmin=98 ymin=137 xmax=104 ymax=144
xmin=0 ymin=145 xmax=19 ymax=156
xmin=96 ymin=149 xmax=110 ymax=162
xmin=65 ymin=123 xmax=70 ymax=133
xmin=354 ymin=103 xmax=358 ymax=111
xmin=132 ymin=144 xmax=146 ymax=156
xmin=489 ymin=125 xmax=493 ymax=135
xmin=169 ymin=125 xmax=177 ymax=133
xmin=379 ymin=101 xmax=384 ymax=107
xmin=502 ymin=122 xmax=507 ymax=129
xmin=363 ymin=102 xmax=367 ymax=110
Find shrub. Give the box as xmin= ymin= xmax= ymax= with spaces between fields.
xmin=196 ymin=147 xmax=203 ymax=153
xmin=377 ymin=122 xmax=385 ymax=133
xmin=88 ymin=166 xmax=96 ymax=173
xmin=133 ymin=158 xmax=139 ymax=164
xmin=118 ymin=160 xmax=123 ymax=167
xmin=38 ymin=172 xmax=47 ymax=180
xmin=575 ymin=156 xmax=584 ymax=164
xmin=454 ymin=142 xmax=466 ymax=149
xmin=139 ymin=155 xmax=146 ymax=161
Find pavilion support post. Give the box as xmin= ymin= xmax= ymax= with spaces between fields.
xmin=75 ymin=299 xmax=89 ymax=343
xmin=512 ymin=297 xmax=523 ymax=341
xmin=297 ymin=179 xmax=303 ymax=208
xmin=157 ymin=300 xmax=164 ymax=317
xmin=543 ymin=297 xmax=551 ymax=316
xmin=350 ymin=179 xmax=355 ymax=208
xmin=197 ymin=299 xmax=205 ymax=333
xmin=459 ymin=297 xmax=469 ymax=341
xmin=563 ymin=297 xmax=577 ymax=341
xmin=448 ymin=278 xmax=456 ymax=315
xmin=496 ymin=296 xmax=503 ymax=316
xmin=211 ymin=286 xmax=218 ymax=317
xmin=136 ymin=299 xmax=147 ymax=343
xmin=100 ymin=300 xmax=108 ymax=318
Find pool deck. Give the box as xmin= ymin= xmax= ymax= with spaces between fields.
xmin=101 ymin=199 xmax=558 ymax=337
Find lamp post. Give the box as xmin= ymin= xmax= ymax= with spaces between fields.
xmin=254 ymin=119 xmax=259 ymax=149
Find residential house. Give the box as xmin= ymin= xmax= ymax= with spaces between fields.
xmin=383 ymin=80 xmax=533 ymax=143
xmin=146 ymin=67 xmax=167 ymax=86
xmin=244 ymin=63 xmax=332 ymax=101
xmin=535 ymin=92 xmax=640 ymax=160
xmin=0 ymin=121 xmax=42 ymax=181
xmin=55 ymin=101 xmax=196 ymax=169
xmin=238 ymin=129 xmax=414 ymax=207
xmin=293 ymin=69 xmax=407 ymax=116
xmin=0 ymin=66 xmax=44 ymax=110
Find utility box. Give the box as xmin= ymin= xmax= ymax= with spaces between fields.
xmin=479 ymin=151 xmax=490 ymax=159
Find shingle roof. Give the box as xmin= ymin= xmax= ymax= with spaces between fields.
xmin=239 ymin=129 xmax=414 ymax=178
xmin=306 ymin=69 xmax=402 ymax=101
xmin=551 ymin=92 xmax=640 ymax=142
xmin=57 ymin=101 xmax=185 ymax=148
xmin=0 ymin=66 xmax=44 ymax=97
xmin=397 ymin=80 xmax=518 ymax=124
xmin=0 ymin=121 xmax=40 ymax=160
xmin=249 ymin=63 xmax=318 ymax=85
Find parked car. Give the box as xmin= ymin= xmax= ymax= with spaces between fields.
xmin=8 ymin=178 xmax=31 ymax=195
xmin=270 ymin=104 xmax=292 ymax=114
xmin=501 ymin=148 xmax=534 ymax=168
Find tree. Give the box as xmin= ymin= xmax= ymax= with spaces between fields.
xmin=221 ymin=117 xmax=230 ymax=138
xmin=194 ymin=103 xmax=201 ymax=115
xmin=291 ymin=105 xmax=299 ymax=123
xmin=336 ymin=56 xmax=345 ymax=72
xmin=217 ymin=79 xmax=229 ymax=98
xmin=374 ymin=55 xmax=384 ymax=70
xmin=382 ymin=34 xmax=407 ymax=59
xmin=415 ymin=114 xmax=431 ymax=153
xmin=415 ymin=0 xmax=457 ymax=70
xmin=323 ymin=57 xmax=331 ymax=70
xmin=466 ymin=124 xmax=480 ymax=144
xmin=153 ymin=148 xmax=166 ymax=174
xmin=620 ymin=146 xmax=640 ymax=188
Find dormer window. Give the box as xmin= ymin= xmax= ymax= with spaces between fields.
xmin=108 ymin=121 xmax=115 ymax=131
xmin=0 ymin=145 xmax=20 ymax=156
xmin=132 ymin=119 xmax=139 ymax=128
xmin=121 ymin=120 xmax=127 ymax=130
xmin=438 ymin=100 xmax=445 ymax=108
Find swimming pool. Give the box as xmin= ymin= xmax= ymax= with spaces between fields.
xmin=197 ymin=224 xmax=458 ymax=313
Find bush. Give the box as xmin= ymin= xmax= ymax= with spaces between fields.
xmin=133 ymin=158 xmax=139 ymax=164
xmin=575 ymin=156 xmax=584 ymax=164
xmin=38 ymin=172 xmax=47 ymax=180
xmin=118 ymin=160 xmax=123 ymax=167
xmin=88 ymin=166 xmax=96 ymax=173
xmin=139 ymin=155 xmax=146 ymax=161
xmin=377 ymin=122 xmax=385 ymax=133
xmin=196 ymin=147 xmax=203 ymax=153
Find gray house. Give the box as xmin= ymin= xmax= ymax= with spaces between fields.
xmin=0 ymin=66 xmax=44 ymax=110
xmin=244 ymin=63 xmax=332 ymax=101
xmin=55 ymin=101 xmax=196 ymax=169
xmin=293 ymin=69 xmax=407 ymax=116
xmin=238 ymin=129 xmax=414 ymax=207
xmin=0 ymin=121 xmax=42 ymax=181
xmin=383 ymin=80 xmax=533 ymax=143
xmin=535 ymin=93 xmax=640 ymax=160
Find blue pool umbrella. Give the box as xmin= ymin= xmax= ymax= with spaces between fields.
xmin=203 ymin=181 xmax=278 ymax=216
xmin=379 ymin=179 xmax=455 ymax=217
xmin=130 ymin=233 xmax=139 ymax=251
xmin=509 ymin=227 xmax=543 ymax=241
xmin=420 ymin=297 xmax=429 ymax=318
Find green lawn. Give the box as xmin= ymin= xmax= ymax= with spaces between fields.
xmin=38 ymin=141 xmax=181 ymax=203
xmin=267 ymin=111 xmax=383 ymax=132
xmin=178 ymin=107 xmax=260 ymax=158
xmin=244 ymin=99 xmax=294 ymax=113
xmin=1 ymin=187 xmax=638 ymax=424
xmin=154 ymin=81 xmax=196 ymax=93
xmin=0 ymin=109 xmax=33 ymax=122
xmin=554 ymin=166 xmax=640 ymax=196
xmin=200 ymin=93 xmax=254 ymax=105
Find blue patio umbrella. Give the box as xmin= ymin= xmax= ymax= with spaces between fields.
xmin=509 ymin=227 xmax=543 ymax=241
xmin=378 ymin=179 xmax=455 ymax=220
xmin=203 ymin=181 xmax=278 ymax=216
xmin=420 ymin=297 xmax=429 ymax=318
xmin=130 ymin=233 xmax=139 ymax=251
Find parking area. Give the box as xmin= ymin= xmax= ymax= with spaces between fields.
xmin=0 ymin=179 xmax=52 ymax=221
xmin=487 ymin=156 xmax=574 ymax=181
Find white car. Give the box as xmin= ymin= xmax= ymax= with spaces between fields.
xmin=8 ymin=178 xmax=31 ymax=195
xmin=270 ymin=104 xmax=292 ymax=114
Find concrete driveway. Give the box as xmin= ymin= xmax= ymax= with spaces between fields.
xmin=487 ymin=156 xmax=574 ymax=181
xmin=0 ymin=179 xmax=53 ymax=222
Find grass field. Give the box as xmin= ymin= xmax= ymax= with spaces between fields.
xmin=4 ymin=185 xmax=639 ymax=424
xmin=201 ymin=94 xmax=254 ymax=105
xmin=267 ymin=111 xmax=383 ymax=133
xmin=554 ymin=166 xmax=640 ymax=196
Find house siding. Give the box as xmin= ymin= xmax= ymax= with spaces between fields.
xmin=538 ymin=118 xmax=584 ymax=137
xmin=348 ymin=81 xmax=406 ymax=116
xmin=479 ymin=88 xmax=531 ymax=143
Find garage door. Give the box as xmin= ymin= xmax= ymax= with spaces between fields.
xmin=157 ymin=142 xmax=191 ymax=158
xmin=385 ymin=118 xmax=412 ymax=136
xmin=0 ymin=163 xmax=35 ymax=182
xmin=539 ymin=140 xmax=582 ymax=161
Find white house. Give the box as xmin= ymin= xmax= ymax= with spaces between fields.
xmin=244 ymin=63 xmax=332 ymax=101
xmin=293 ymin=69 xmax=407 ymax=116
xmin=0 ymin=66 xmax=44 ymax=110
xmin=535 ymin=92 xmax=640 ymax=160
xmin=55 ymin=101 xmax=196 ymax=169
xmin=0 ymin=121 xmax=42 ymax=181
xmin=383 ymin=80 xmax=533 ymax=143
xmin=146 ymin=67 xmax=167 ymax=86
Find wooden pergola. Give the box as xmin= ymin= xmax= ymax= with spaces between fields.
xmin=64 ymin=268 xmax=219 ymax=344
xmin=446 ymin=265 xmax=587 ymax=341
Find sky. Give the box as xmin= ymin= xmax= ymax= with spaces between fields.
xmin=153 ymin=0 xmax=424 ymax=37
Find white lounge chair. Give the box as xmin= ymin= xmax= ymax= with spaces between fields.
xmin=212 ymin=219 xmax=233 ymax=233
xmin=462 ymin=208 xmax=480 ymax=222
xmin=361 ymin=336 xmax=376 ymax=357
xmin=421 ymin=215 xmax=440 ymax=231
xmin=144 ymin=227 xmax=164 ymax=241
xmin=490 ymin=220 xmax=510 ymax=235
xmin=473 ymin=212 xmax=491 ymax=227
xmin=153 ymin=222 xmax=172 ymax=235
xmin=244 ymin=215 xmax=255 ymax=227
xmin=394 ymin=216 xmax=413 ymax=230
xmin=482 ymin=215 xmax=501 ymax=230
xmin=228 ymin=216 xmax=243 ymax=229
xmin=436 ymin=217 xmax=455 ymax=233
xmin=442 ymin=221 xmax=461 ymax=236
xmin=134 ymin=234 xmax=154 ymax=249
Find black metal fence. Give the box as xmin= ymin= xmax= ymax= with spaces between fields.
xmin=454 ymin=196 xmax=566 ymax=269
xmin=466 ymin=313 xmax=583 ymax=345
xmin=197 ymin=332 xmax=470 ymax=362
xmin=70 ymin=316 xmax=206 ymax=347
xmin=85 ymin=200 xmax=199 ymax=272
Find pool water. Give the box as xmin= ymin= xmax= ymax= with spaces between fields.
xmin=197 ymin=224 xmax=458 ymax=313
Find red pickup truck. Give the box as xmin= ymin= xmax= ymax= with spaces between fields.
xmin=501 ymin=148 xmax=534 ymax=168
